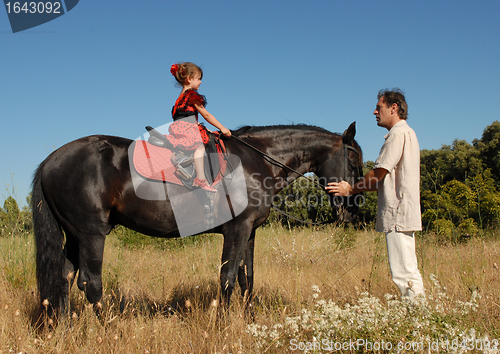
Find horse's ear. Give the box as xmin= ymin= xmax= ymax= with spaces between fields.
xmin=342 ymin=122 xmax=356 ymax=144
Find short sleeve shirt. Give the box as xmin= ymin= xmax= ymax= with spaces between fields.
xmin=373 ymin=120 xmax=422 ymax=232
xmin=172 ymin=89 xmax=207 ymax=120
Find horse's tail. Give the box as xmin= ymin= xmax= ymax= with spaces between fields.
xmin=32 ymin=161 xmax=66 ymax=313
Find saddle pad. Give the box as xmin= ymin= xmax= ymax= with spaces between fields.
xmin=131 ymin=139 xmax=227 ymax=186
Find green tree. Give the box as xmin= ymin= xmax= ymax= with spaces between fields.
xmin=422 ymin=179 xmax=479 ymax=242
xmin=0 ymin=196 xmax=32 ymax=236
xmin=3 ymin=196 xmax=20 ymax=215
xmin=419 ymin=127 xmax=500 ymax=237
xmin=420 ymin=139 xmax=483 ymax=192
xmin=1 ymin=196 xmax=20 ymax=233
xmin=470 ymin=170 xmax=500 ymax=228
xmin=421 ymin=168 xmax=500 ymax=239
xmin=473 ymin=120 xmax=500 ymax=181
xmin=422 ymin=180 xmax=477 ymax=226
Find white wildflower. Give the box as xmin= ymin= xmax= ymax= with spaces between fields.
xmin=246 ymin=274 xmax=485 ymax=352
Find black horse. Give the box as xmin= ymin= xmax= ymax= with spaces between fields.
xmin=32 ymin=123 xmax=363 ymax=315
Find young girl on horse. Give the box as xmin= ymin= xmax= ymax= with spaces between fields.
xmin=168 ymin=62 xmax=231 ymax=192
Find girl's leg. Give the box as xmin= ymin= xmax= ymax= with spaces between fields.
xmin=193 ymin=145 xmax=216 ymax=192
xmin=194 ymin=145 xmax=206 ymax=180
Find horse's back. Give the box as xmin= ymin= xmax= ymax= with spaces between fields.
xmin=36 ymin=135 xmax=132 ymax=232
xmin=39 ymin=135 xmax=131 ymax=189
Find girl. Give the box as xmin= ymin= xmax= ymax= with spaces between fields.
xmin=167 ymin=62 xmax=231 ymax=192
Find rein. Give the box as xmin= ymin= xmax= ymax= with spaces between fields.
xmin=230 ymin=134 xmax=361 ymax=225
xmin=230 ymin=135 xmax=328 ymax=190
xmin=231 ymin=135 xmax=359 ymax=189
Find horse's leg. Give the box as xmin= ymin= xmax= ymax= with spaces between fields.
xmin=237 ymin=231 xmax=255 ymax=318
xmin=60 ymin=233 xmax=80 ymax=314
xmin=76 ymin=233 xmax=106 ymax=307
xmin=220 ymin=221 xmax=253 ymax=311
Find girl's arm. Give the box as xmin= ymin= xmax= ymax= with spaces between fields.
xmin=194 ymin=103 xmax=231 ymax=137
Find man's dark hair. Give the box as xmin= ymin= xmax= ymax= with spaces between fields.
xmin=378 ymin=88 xmax=408 ymax=120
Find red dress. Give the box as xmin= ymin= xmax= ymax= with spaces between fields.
xmin=165 ymin=89 xmax=210 ymax=150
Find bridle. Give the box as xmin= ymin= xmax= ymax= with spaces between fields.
xmin=341 ymin=144 xmax=361 ymax=186
xmin=329 ymin=144 xmax=363 ymax=219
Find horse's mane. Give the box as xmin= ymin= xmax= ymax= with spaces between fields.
xmin=232 ymin=124 xmax=363 ymax=159
xmin=231 ymin=124 xmax=340 ymax=137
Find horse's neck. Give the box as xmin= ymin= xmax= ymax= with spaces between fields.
xmin=241 ymin=130 xmax=333 ymax=180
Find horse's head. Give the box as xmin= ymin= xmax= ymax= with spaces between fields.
xmin=316 ymin=122 xmax=364 ymax=223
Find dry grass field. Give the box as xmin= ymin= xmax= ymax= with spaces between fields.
xmin=1 ymin=223 xmax=499 ymax=353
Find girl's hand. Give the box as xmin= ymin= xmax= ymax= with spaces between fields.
xmin=221 ymin=128 xmax=232 ymax=137
xmin=193 ymin=103 xmax=231 ymax=137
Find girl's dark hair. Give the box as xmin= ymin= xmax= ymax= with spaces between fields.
xmin=377 ymin=88 xmax=408 ymax=120
xmin=172 ymin=62 xmax=203 ymax=86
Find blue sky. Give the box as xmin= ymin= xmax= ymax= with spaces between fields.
xmin=1 ymin=0 xmax=500 ymax=207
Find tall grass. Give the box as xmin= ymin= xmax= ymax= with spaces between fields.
xmin=0 ymin=221 xmax=499 ymax=353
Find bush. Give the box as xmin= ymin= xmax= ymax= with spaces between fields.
xmin=431 ymin=219 xmax=456 ymax=244
xmin=458 ymin=218 xmax=478 ymax=237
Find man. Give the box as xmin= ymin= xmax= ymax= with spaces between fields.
xmin=326 ymin=88 xmax=424 ymax=298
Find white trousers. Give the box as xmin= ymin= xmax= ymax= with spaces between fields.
xmin=385 ymin=230 xmax=425 ymax=298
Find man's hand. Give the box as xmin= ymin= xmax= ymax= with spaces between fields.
xmin=326 ymin=168 xmax=388 ymax=196
xmin=325 ymin=180 xmax=353 ymax=197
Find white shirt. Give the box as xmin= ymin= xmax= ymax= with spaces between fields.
xmin=374 ymin=120 xmax=422 ymax=232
